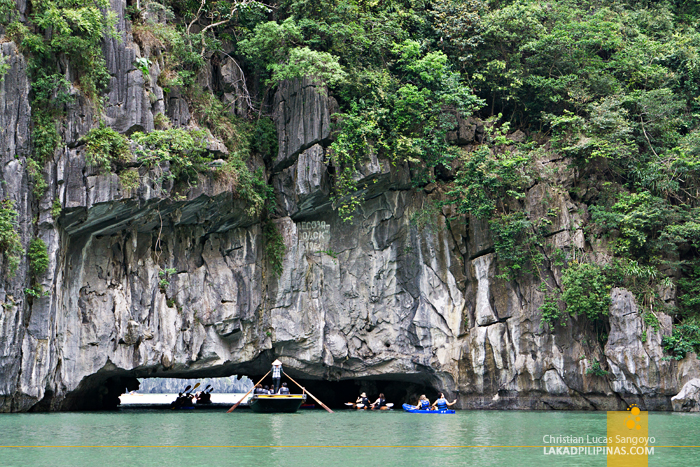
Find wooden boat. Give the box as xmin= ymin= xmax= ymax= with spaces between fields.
xmin=402 ymin=403 xmax=455 ymax=414
xmin=249 ymin=394 xmax=306 ymax=413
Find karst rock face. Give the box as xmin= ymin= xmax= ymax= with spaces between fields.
xmin=2 ymin=1 xmax=700 ymax=413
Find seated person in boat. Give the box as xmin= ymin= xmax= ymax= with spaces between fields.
xmin=278 ymin=383 xmax=291 ymax=394
xmin=371 ymin=393 xmax=387 ymax=409
xmin=431 ymin=393 xmax=457 ymax=411
xmin=196 ymin=390 xmax=212 ymax=404
xmin=356 ymin=392 xmax=370 ymax=408
xmin=413 ymin=394 xmax=431 ymax=410
xmin=264 ymin=385 xmax=273 ymax=394
xmin=253 ymin=384 xmax=266 ymax=394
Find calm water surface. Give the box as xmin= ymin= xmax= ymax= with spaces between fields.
xmin=0 ymin=410 xmax=698 ymax=466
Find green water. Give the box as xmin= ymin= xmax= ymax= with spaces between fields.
xmin=0 ymin=410 xmax=698 ymax=467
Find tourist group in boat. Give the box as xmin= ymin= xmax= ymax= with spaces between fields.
xmin=170 ymin=382 xmax=213 ymax=409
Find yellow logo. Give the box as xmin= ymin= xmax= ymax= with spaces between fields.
xmin=625 ymin=404 xmax=643 ymax=430
xmin=607 ymin=405 xmax=650 ymax=466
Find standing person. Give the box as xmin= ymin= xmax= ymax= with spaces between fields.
xmin=431 ymin=393 xmax=457 ymax=411
xmin=271 ymin=359 xmax=283 ymax=394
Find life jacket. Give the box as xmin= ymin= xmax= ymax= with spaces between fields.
xmin=377 ymin=398 xmax=386 ymax=407
xmin=436 ymin=398 xmax=448 ymax=410
xmin=361 ymin=397 xmax=369 ymax=406
xmin=420 ymin=400 xmax=430 ymax=410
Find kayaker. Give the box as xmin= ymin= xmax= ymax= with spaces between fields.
xmin=279 ymin=382 xmax=290 ymax=394
xmin=271 ymin=359 xmax=284 ymax=394
xmin=431 ymin=393 xmax=457 ymax=411
xmin=371 ymin=393 xmax=387 ymax=409
xmin=356 ymin=392 xmax=370 ymax=408
xmin=413 ymin=394 xmax=431 ymax=410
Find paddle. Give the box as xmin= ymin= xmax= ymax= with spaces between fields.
xmin=185 ymin=382 xmax=200 ymax=395
xmin=227 ymin=371 xmax=270 ymax=413
xmin=344 ymin=402 xmax=355 ymax=407
xmin=283 ymin=373 xmax=334 ymax=414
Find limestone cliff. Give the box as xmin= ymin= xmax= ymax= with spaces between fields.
xmin=1 ymin=0 xmax=699 ymax=412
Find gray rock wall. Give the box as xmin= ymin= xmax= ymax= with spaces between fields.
xmin=1 ymin=5 xmax=699 ymax=411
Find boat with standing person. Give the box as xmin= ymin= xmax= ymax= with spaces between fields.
xmin=226 ymin=360 xmax=335 ymax=414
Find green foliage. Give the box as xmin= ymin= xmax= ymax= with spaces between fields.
xmin=320 ymin=249 xmax=337 ymax=259
xmin=119 ymin=169 xmax=140 ymax=191
xmin=0 ymin=56 xmax=10 ymax=82
xmin=158 ymin=268 xmax=177 ymax=291
xmin=131 ymin=128 xmax=210 ymax=183
xmin=0 ymin=199 xmax=23 ymax=277
xmin=662 ymin=323 xmax=700 ymax=360
xmin=329 ymin=40 xmax=483 ymax=220
xmin=24 ymin=285 xmax=47 ymax=298
xmin=591 ymin=191 xmax=676 ymax=258
xmin=51 ymin=197 xmax=62 ymax=218
xmin=542 ymin=261 xmax=618 ymax=328
xmin=586 ymin=359 xmax=609 ymax=377
xmin=31 ymin=111 xmax=62 ymax=163
xmin=187 ymin=89 xmax=250 ymax=152
xmin=561 ymin=262 xmax=613 ymax=322
xmin=135 ymin=57 xmax=152 ymax=80
xmin=539 ymin=284 xmax=563 ymax=328
xmin=18 ymin=0 xmax=117 ymax=104
xmin=83 ymin=123 xmax=131 ymax=173
xmin=448 ymin=132 xmax=531 ymax=219
xmin=238 ymin=19 xmax=303 ymax=76
xmin=154 ymin=112 xmax=172 ymax=130
xmin=27 ymin=238 xmax=49 ymax=276
xmin=431 ymin=0 xmax=484 ymax=70
xmin=26 ymin=158 xmax=48 ymax=199
xmin=251 ymin=118 xmax=278 ymax=158
xmin=490 ymin=211 xmax=543 ymax=280
xmin=263 ymin=221 xmax=286 ymax=277
xmin=410 ymin=201 xmax=443 ymax=232
xmin=270 ymin=47 xmax=346 ymax=86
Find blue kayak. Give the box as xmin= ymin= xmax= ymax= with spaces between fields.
xmin=402 ymin=403 xmax=455 ymax=414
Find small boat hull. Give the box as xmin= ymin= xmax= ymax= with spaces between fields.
xmin=402 ymin=403 xmax=454 ymax=414
xmin=249 ymin=395 xmax=306 ymax=413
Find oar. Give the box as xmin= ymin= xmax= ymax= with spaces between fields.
xmin=227 ymin=371 xmax=270 ymax=413
xmin=283 ymin=373 xmax=334 ymax=414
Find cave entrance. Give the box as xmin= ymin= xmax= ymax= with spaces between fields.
xmin=282 ymin=375 xmax=438 ymax=409
xmin=63 ymin=367 xmax=440 ymax=411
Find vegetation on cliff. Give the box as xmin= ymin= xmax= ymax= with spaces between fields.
xmin=4 ymin=0 xmax=700 ymax=358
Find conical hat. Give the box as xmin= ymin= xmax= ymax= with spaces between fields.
xmin=272 ymin=359 xmax=282 ymax=366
